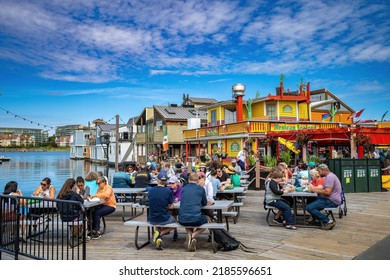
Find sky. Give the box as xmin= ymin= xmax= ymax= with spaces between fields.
xmin=0 ymin=0 xmax=389 ymax=135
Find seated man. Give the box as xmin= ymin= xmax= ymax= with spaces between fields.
xmin=306 ymin=164 xmax=342 ymax=230
xmin=148 ymin=172 xmax=176 ymax=250
xmin=178 ymin=173 xmax=208 ymax=252
xmin=112 ymin=166 xmax=132 ymax=189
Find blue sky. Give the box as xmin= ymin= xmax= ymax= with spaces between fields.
xmin=0 ymin=0 xmax=389 ymax=135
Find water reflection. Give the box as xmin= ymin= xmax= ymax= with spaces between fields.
xmin=0 ymin=151 xmax=115 ymax=195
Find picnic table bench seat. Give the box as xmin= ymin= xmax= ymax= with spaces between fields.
xmin=123 ymin=220 xmax=227 ymax=253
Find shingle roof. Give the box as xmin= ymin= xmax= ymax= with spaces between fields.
xmin=154 ymin=106 xmax=207 ymax=120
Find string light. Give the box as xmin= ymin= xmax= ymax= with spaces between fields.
xmin=0 ymin=106 xmax=55 ymax=129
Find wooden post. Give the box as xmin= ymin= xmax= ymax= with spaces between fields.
xmin=115 ymin=114 xmax=119 ymax=171
xmin=255 ymin=160 xmax=260 ymax=189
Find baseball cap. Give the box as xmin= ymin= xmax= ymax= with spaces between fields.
xmin=231 ymin=159 xmax=237 ymax=163
xmin=226 ymin=166 xmax=236 ymax=174
xmin=157 ymin=171 xmax=167 ymax=181
xmin=308 ymin=162 xmax=316 ymax=168
xmin=168 ymin=175 xmax=179 ymax=183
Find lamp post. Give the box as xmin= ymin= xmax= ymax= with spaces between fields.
xmin=101 ymin=134 xmax=110 ymax=176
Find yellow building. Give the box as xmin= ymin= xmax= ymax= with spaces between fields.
xmin=183 ymin=81 xmax=356 ymax=164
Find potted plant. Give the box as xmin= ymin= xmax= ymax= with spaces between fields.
xmin=280 ymin=151 xmax=291 ymax=165
xmin=263 ymin=155 xmax=277 ymax=170
xmin=307 ymin=154 xmax=320 ymax=164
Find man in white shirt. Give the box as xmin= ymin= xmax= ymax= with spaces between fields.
xmin=237 ymin=147 xmax=247 ymax=171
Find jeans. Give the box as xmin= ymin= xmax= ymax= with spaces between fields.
xmin=269 ymin=200 xmax=294 ymax=226
xmin=93 ymin=205 xmax=115 ymax=231
xmin=306 ymin=197 xmax=338 ymax=224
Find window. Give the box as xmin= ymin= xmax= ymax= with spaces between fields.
xmin=210 ymin=110 xmax=217 ymax=126
xmin=267 ymin=104 xmax=276 ymax=120
xmin=224 ymin=108 xmax=236 ymax=124
xmin=122 ymin=132 xmax=129 ymax=140
xmin=156 ymin=120 xmax=163 ymax=131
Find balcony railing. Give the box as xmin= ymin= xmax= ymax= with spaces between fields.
xmin=183 ymin=120 xmax=338 ymax=140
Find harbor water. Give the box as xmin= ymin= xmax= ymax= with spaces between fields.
xmin=0 ymin=151 xmax=115 ymax=196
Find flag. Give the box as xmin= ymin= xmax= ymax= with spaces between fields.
xmin=162 ymin=128 xmax=168 ymax=151
xmin=347 ymin=109 xmax=364 ymax=120
xmin=380 ymin=111 xmax=388 ymax=123
xmin=321 ymin=113 xmax=330 ymax=120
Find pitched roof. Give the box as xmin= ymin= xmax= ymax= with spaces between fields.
xmin=187 ymin=97 xmax=217 ymax=105
xmin=154 ymin=105 xmax=207 ymax=120
xmin=98 ymin=124 xmax=116 ymax=132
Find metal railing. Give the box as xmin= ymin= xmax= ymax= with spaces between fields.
xmin=1 ymin=195 xmax=87 ymax=260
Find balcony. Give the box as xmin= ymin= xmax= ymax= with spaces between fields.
xmin=183 ymin=120 xmax=339 ymax=140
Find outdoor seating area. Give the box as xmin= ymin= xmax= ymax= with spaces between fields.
xmin=2 ymin=188 xmax=390 ymax=260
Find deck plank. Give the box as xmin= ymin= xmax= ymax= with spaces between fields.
xmin=81 ymin=190 xmax=390 ymax=260
xmin=3 ymin=190 xmax=389 ymax=260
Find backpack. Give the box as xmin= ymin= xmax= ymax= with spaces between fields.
xmin=213 ymin=228 xmax=256 ymax=253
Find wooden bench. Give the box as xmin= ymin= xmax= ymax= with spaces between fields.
xmin=116 ymin=202 xmax=144 ymax=222
xmin=221 ymin=211 xmax=238 ymax=230
xmin=264 ymin=205 xmax=283 ymax=226
xmin=324 ymin=207 xmax=338 ymax=222
xmin=123 ymin=221 xmax=227 ymax=253
xmin=232 ymin=202 xmax=244 ymax=217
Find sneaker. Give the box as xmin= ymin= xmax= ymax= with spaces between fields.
xmin=172 ymin=231 xmax=178 ymax=241
xmin=273 ymin=217 xmax=284 ymax=224
xmin=323 ymin=221 xmax=336 ymax=230
xmin=285 ymin=225 xmax=297 ymax=230
xmin=153 ymin=230 xmax=161 ymax=243
xmin=86 ymin=236 xmax=91 ymax=243
xmin=92 ymin=232 xmax=101 ymax=240
xmin=155 ymin=238 xmax=163 ymax=250
xmin=189 ymin=238 xmax=197 ymax=252
xmin=184 ymin=234 xmax=191 ymax=249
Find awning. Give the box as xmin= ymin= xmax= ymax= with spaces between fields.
xmin=365 ymin=133 xmax=390 ymax=145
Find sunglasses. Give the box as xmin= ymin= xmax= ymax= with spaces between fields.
xmin=41 ymin=183 xmax=47 ymax=186
xmin=169 ymin=182 xmax=176 ymax=184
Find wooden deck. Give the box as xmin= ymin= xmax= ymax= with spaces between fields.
xmin=81 ymin=190 xmax=390 ymax=260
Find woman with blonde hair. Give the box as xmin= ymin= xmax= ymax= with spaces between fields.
xmin=85 ymin=171 xmax=99 ymax=195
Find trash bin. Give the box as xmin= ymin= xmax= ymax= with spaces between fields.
xmin=328 ymin=159 xmax=341 ymax=180
xmin=340 ymin=159 xmax=355 ymax=193
xmin=354 ymin=159 xmax=368 ymax=192
xmin=367 ymin=159 xmax=382 ymax=192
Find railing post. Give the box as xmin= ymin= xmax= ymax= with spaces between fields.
xmin=256 ymin=161 xmax=261 ymax=189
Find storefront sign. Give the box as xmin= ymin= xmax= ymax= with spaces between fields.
xmin=231 ymin=141 xmax=240 ymax=152
xmin=271 ymin=123 xmax=318 ymax=131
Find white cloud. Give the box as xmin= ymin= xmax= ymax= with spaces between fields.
xmin=0 ymin=0 xmax=389 ymax=83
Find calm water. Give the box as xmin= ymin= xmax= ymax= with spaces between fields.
xmin=0 ymin=151 xmax=115 ymax=196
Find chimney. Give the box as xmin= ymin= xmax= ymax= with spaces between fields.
xmin=232 ymin=83 xmax=246 ymax=122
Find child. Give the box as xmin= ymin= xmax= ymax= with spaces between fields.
xmin=264 ymin=167 xmax=297 ymax=230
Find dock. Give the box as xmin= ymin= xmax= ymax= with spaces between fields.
xmin=83 ymin=189 xmax=390 ymax=260
xmin=2 ymin=189 xmax=389 ymax=260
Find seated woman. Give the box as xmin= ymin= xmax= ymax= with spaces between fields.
xmin=3 ymin=181 xmax=25 ymax=240
xmin=84 ymin=172 xmax=99 ymax=196
xmin=264 ymin=167 xmax=297 ymax=230
xmin=89 ymin=176 xmax=116 ymax=240
xmin=306 ymin=169 xmax=325 ymax=223
xmin=56 ymin=178 xmax=85 ymax=240
xmin=32 ymin=177 xmax=56 ymax=198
